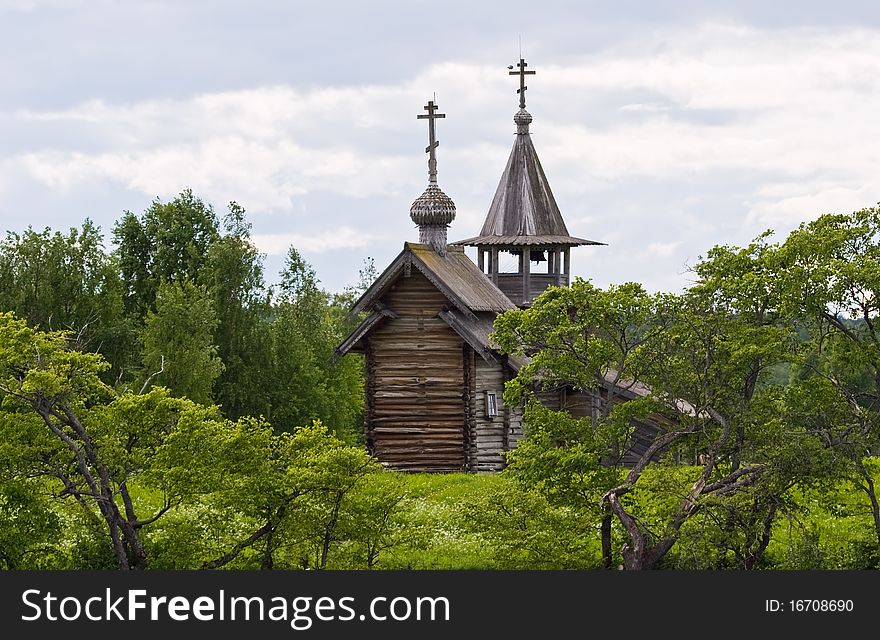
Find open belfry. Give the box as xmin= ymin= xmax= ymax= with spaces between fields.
xmin=336 ymin=60 xmax=609 ymax=472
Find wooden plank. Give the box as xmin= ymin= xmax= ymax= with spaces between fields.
xmin=362 ymin=270 xmax=467 ymax=472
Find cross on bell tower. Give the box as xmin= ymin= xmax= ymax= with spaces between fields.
xmin=453 ymin=58 xmax=604 ymax=306
xmin=509 ymin=58 xmax=536 ymax=109
xmin=417 ymin=99 xmax=445 ymax=184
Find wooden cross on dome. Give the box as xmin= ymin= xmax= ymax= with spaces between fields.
xmin=417 ymin=99 xmax=445 ymax=184
xmin=509 ymin=58 xmax=535 ymax=109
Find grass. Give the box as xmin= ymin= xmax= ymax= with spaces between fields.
xmin=66 ymin=467 xmax=880 ymax=570
xmin=380 ymin=473 xmax=504 ymax=569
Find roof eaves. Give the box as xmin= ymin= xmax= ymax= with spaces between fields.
xmin=437 ymin=309 xmax=500 ymax=364
xmin=347 ymin=247 xmax=409 ymax=319
xmin=334 ymin=307 xmax=398 ymax=359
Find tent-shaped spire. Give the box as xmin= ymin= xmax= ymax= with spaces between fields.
xmin=453 ymin=58 xmax=602 ymax=307
xmin=454 ymin=59 xmax=600 ymax=248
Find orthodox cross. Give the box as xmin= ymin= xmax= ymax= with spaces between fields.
xmin=509 ymin=58 xmax=535 ymax=109
xmin=417 ymin=99 xmax=445 ymax=184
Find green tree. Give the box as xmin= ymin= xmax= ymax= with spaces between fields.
xmin=462 ymin=475 xmax=601 ymax=569
xmin=0 ymin=221 xmax=129 ymax=379
xmin=267 ymin=248 xmax=364 ymax=438
xmin=493 ymin=281 xmax=666 ymax=568
xmin=779 ymin=205 xmax=880 ymax=548
xmin=113 ymin=189 xmax=220 ymax=318
xmin=0 ymin=480 xmax=63 ymax=569
xmin=113 ymin=192 xmax=277 ymax=420
xmin=203 ymin=204 xmax=272 ymax=419
xmin=141 ymin=280 xmax=223 ymax=404
xmin=0 ymin=312 xmax=255 ymax=569
xmin=337 ymin=472 xmax=416 ymax=569
xmin=495 ymin=242 xmax=800 ymax=569
xmin=198 ymin=421 xmax=378 ymax=570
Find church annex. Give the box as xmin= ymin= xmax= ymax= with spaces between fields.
xmin=336 ymin=59 xmax=659 ymax=472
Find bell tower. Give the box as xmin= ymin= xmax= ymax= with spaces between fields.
xmin=454 ymin=58 xmax=602 ymax=306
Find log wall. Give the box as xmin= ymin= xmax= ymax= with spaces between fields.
xmin=365 ymin=271 xmax=467 ymax=472
xmin=464 ymin=355 xmax=524 ymax=472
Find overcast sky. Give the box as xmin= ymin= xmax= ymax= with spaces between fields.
xmin=2 ymin=0 xmax=880 ymax=293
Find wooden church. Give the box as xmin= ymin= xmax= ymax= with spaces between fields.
xmin=336 ymin=59 xmax=661 ymax=472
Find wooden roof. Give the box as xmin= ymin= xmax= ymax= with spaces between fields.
xmin=452 ymin=234 xmax=602 ymax=247
xmin=438 ymin=310 xmax=501 ymax=363
xmin=338 ymin=243 xmax=517 ymax=359
xmin=438 ymin=308 xmax=528 ymax=370
xmin=453 ymin=128 xmax=601 ymax=248
xmin=334 ymin=307 xmax=397 ymax=357
xmin=348 ymin=243 xmax=516 ymax=318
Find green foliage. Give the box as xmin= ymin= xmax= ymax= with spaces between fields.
xmin=141 ymin=281 xmax=223 ymax=404
xmin=9 ymin=189 xmax=880 ymax=571
xmin=506 ymin=403 xmax=621 ymax=515
xmin=265 ymin=247 xmax=364 ymax=438
xmin=0 ymin=311 xmax=110 ymax=404
xmin=113 ymin=189 xmax=221 ymax=317
xmin=0 ymin=480 xmax=63 ymax=569
xmin=379 ymin=473 xmax=501 ymax=569
xmin=335 ymin=472 xmax=420 ymax=569
xmin=202 ymin=205 xmax=273 ymax=419
xmin=0 ymin=221 xmax=130 ymax=379
xmin=461 ymin=475 xmax=602 ymax=569
xmin=493 ymin=229 xmax=804 ymax=569
xmin=494 ymin=280 xmax=662 ymax=404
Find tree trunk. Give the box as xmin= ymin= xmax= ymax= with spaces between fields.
xmin=320 ymin=497 xmax=342 ymax=570
xmin=262 ymin=519 xmax=275 ymax=570
xmin=600 ymin=513 xmax=613 ymax=569
xmin=744 ymin=501 xmax=777 ymax=570
xmin=859 ymin=469 xmax=880 ymax=549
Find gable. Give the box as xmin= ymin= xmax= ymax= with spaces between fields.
xmin=337 ymin=243 xmax=517 ymax=360
xmin=348 ymin=243 xmax=516 ymax=319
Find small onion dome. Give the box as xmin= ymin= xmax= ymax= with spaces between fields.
xmin=410 ymin=184 xmax=456 ymax=226
xmin=513 ymin=108 xmax=533 ymax=126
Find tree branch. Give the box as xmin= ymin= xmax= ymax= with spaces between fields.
xmin=139 ymin=354 xmax=165 ymax=394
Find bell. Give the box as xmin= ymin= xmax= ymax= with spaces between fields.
xmin=529 ymin=250 xmax=546 ymax=263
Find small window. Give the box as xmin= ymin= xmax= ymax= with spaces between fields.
xmin=485 ymin=392 xmax=499 ymax=418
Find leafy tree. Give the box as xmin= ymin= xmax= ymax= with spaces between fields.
xmin=0 ymin=221 xmax=129 ymax=378
xmin=493 ymin=281 xmax=666 ymax=568
xmin=337 ymin=472 xmax=416 ymax=569
xmin=198 ymin=421 xmax=379 ymax=570
xmin=203 ymin=204 xmax=272 ymax=419
xmin=778 ymin=205 xmax=880 ymax=548
xmin=0 ymin=480 xmax=63 ymax=569
xmin=113 ymin=189 xmax=220 ymax=318
xmin=267 ymin=248 xmax=364 ymax=439
xmin=461 ymin=475 xmax=601 ymax=569
xmin=495 ymin=239 xmax=800 ymax=569
xmin=297 ymin=443 xmax=377 ymax=570
xmin=0 ymin=312 xmax=258 ymax=569
xmin=141 ymin=280 xmax=223 ymax=404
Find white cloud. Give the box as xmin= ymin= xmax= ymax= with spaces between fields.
xmin=14 ymin=23 xmax=880 ymax=228
xmin=618 ymin=103 xmax=670 ymax=113
xmin=0 ymin=0 xmax=83 ymax=11
xmin=253 ymin=226 xmax=373 ymax=255
xmin=645 ymin=241 xmax=681 ymax=259
xmin=5 ymin=20 xmax=880 ymax=292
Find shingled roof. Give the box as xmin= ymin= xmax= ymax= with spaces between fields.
xmin=453 ymin=110 xmax=602 ymax=248
xmin=348 ymin=243 xmax=516 ymax=319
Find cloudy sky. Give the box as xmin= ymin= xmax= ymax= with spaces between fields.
xmin=3 ymin=0 xmax=880 ymax=293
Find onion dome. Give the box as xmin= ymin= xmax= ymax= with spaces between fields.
xmin=410 ymin=183 xmax=456 ymax=226
xmin=514 ymin=108 xmax=533 ymax=132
